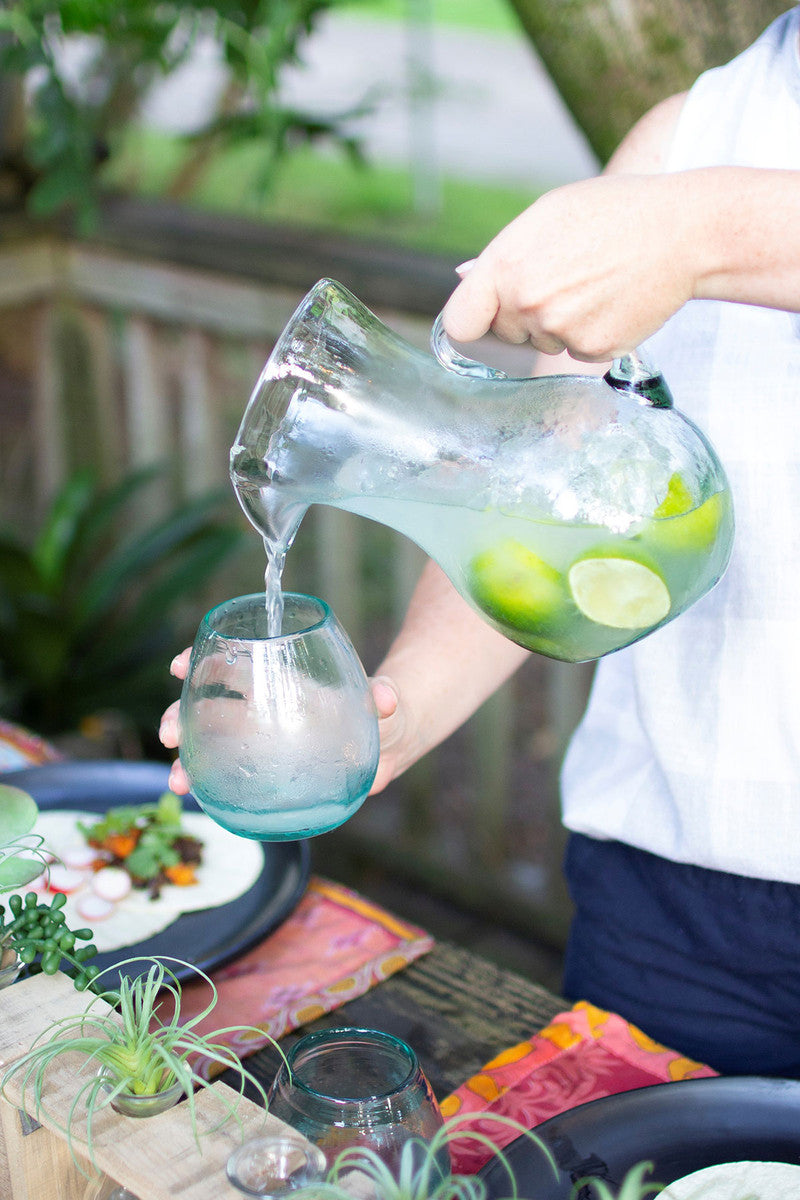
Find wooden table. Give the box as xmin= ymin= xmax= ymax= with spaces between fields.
xmin=0 ymin=941 xmax=568 ymax=1198
xmin=222 ymin=939 xmax=569 ymax=1103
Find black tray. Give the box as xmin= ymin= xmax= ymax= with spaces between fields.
xmin=479 ymin=1076 xmax=800 ymax=1198
xmin=2 ymin=760 xmax=311 ymax=986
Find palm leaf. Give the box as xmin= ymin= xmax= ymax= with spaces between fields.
xmin=74 ymin=529 xmax=243 ymax=684
xmin=0 ymin=540 xmax=42 ymax=613
xmin=123 ymin=526 xmax=243 ymax=632
xmin=72 ymin=491 xmax=232 ymax=628
xmin=62 ymin=463 xmax=164 ymax=582
xmin=31 ymin=468 xmax=96 ymax=590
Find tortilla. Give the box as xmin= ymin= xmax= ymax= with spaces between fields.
xmin=12 ymin=809 xmax=264 ymax=954
xmin=661 ymin=1160 xmax=800 ymax=1199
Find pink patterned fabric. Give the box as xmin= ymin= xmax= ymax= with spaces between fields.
xmin=175 ymin=876 xmax=434 ymax=1078
xmin=441 ymin=1001 xmax=717 ymax=1175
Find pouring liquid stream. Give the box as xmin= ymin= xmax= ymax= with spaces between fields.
xmin=256 ymin=489 xmax=306 ymax=637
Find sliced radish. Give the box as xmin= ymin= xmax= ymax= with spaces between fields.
xmin=47 ymin=865 xmax=87 ymax=894
xmin=25 ymin=871 xmax=50 ymax=894
xmin=76 ymin=894 xmax=115 ymax=922
xmin=62 ymin=845 xmax=99 ymax=870
xmin=92 ymin=866 xmax=132 ymax=902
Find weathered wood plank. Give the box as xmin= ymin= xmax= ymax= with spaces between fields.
xmin=225 ymin=941 xmax=568 ymax=1103
xmin=0 ymin=973 xmax=312 ymax=1200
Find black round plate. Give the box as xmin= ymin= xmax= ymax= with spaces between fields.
xmin=478 ymin=1076 xmax=800 ymax=1198
xmin=2 ymin=760 xmax=311 ymax=988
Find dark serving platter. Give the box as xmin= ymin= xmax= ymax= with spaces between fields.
xmin=2 ymin=760 xmax=311 ymax=986
xmin=479 ymin=1076 xmax=800 ymax=1198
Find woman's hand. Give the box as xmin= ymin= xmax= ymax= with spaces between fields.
xmin=159 ymin=649 xmax=405 ymax=800
xmin=443 ymin=172 xmax=696 ymax=363
xmin=368 ymin=676 xmax=407 ymax=796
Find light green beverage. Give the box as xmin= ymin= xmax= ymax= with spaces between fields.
xmin=340 ymin=475 xmax=733 ymax=662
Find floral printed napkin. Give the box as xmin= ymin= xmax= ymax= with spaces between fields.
xmin=178 ymin=875 xmax=434 ymax=1077
xmin=441 ymin=1001 xmax=717 ymax=1175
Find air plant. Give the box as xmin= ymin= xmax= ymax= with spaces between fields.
xmin=576 ymin=1160 xmax=665 ymax=1199
xmin=282 ymin=1111 xmax=557 ymax=1200
xmin=1 ymin=955 xmax=285 ymax=1173
xmin=275 ymin=1113 xmax=667 ymax=1200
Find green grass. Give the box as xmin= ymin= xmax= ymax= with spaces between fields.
xmin=105 ymin=128 xmax=538 ymax=259
xmin=337 ymin=0 xmax=521 ymax=34
xmin=100 ymin=0 xmax=532 ymax=258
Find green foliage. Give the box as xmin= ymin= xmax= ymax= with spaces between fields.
xmin=289 ymin=1112 xmax=559 ymax=1200
xmin=78 ymin=791 xmax=193 ymax=883
xmin=0 ymin=0 xmax=360 ymax=229
xmin=0 ymin=465 xmax=244 ymax=738
xmin=0 ymin=784 xmax=46 ymax=890
xmin=1 ymin=888 xmax=100 ymax=989
xmin=0 ymin=955 xmax=281 ymax=1173
xmin=342 ymin=0 xmax=520 ymax=34
xmin=107 ymin=129 xmax=541 ymax=258
xmin=0 ymin=791 xmax=101 ymax=990
xmin=285 ymin=1112 xmax=665 ymax=1199
xmin=578 ymin=1160 xmax=664 ymax=1199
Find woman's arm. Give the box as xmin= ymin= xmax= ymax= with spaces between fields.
xmin=367 ymin=95 xmax=693 ymax=790
xmin=369 ymin=562 xmax=530 ymax=792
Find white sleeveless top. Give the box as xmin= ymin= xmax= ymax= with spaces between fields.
xmin=561 ymin=8 xmax=800 ymax=883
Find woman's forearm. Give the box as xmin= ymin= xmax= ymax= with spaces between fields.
xmin=371 ymin=560 xmax=530 ymax=789
xmin=690 ymin=166 xmax=800 ymax=310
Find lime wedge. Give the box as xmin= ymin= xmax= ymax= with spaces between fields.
xmin=469 ymin=540 xmax=564 ymax=631
xmin=650 ymin=490 xmax=728 ymax=553
xmin=654 ymin=472 xmax=694 ymax=518
xmin=568 ymin=552 xmax=670 ymax=629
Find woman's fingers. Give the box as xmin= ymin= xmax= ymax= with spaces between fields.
xmin=371 ymin=675 xmax=399 ymax=720
xmin=168 ymin=758 xmax=191 ymax=796
xmin=170 ymin=647 xmax=191 ymax=680
xmin=159 ymin=699 xmax=180 ymax=749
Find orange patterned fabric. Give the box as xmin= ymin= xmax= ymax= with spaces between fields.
xmin=442 ymin=1001 xmax=717 ymax=1175
xmin=177 ymin=876 xmax=434 ymax=1077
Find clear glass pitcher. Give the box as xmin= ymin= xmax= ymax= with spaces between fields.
xmin=230 ymin=279 xmax=734 ymax=664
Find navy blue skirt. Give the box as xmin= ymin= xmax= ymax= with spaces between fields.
xmin=562 ymin=832 xmax=800 ymax=1077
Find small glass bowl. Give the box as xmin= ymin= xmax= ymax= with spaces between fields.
xmin=227 ymin=1134 xmax=327 ymax=1197
xmin=99 ymin=1073 xmax=184 ymax=1118
xmin=0 ymin=941 xmax=22 ymax=990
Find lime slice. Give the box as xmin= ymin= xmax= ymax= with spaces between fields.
xmin=469 ymin=540 xmax=564 ymax=631
xmin=650 ymin=490 xmax=729 ymax=553
xmin=654 ymin=471 xmax=694 ymax=518
xmin=568 ymin=552 xmax=670 ymax=629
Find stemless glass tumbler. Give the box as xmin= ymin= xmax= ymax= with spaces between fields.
xmin=264 ymin=1027 xmax=449 ymax=1179
xmin=178 ymin=593 xmax=380 ymax=841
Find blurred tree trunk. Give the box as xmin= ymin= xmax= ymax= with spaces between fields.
xmin=506 ymin=0 xmax=790 ymax=163
xmin=0 ymin=76 xmax=31 ymax=208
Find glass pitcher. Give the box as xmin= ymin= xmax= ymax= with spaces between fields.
xmin=230 ymin=279 xmax=734 ymax=664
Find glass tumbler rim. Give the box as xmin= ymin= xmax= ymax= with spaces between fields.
xmin=202 ymin=592 xmax=330 ymax=643
xmin=280 ymin=1026 xmax=419 ymax=1105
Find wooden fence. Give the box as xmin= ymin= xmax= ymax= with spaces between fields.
xmin=0 ymin=202 xmax=593 ymax=946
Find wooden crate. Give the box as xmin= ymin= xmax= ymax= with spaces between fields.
xmin=0 ymin=972 xmax=305 ymax=1200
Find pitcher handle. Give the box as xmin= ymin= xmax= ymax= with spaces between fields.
xmin=433 ymin=312 xmax=673 ymax=407
xmin=430 ymin=312 xmax=509 ymax=381
xmin=606 ymin=349 xmax=674 ymax=409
